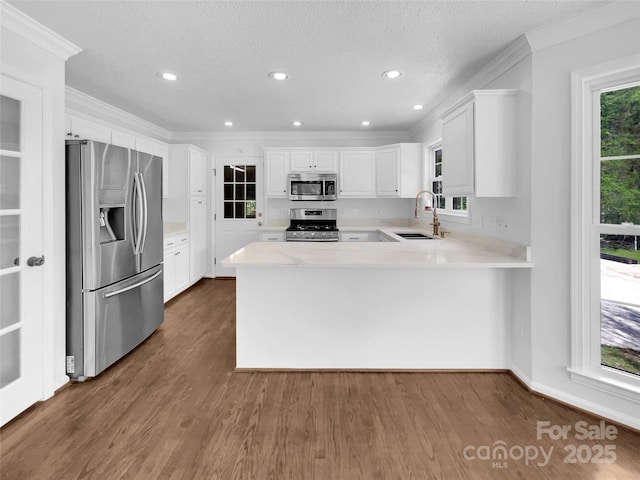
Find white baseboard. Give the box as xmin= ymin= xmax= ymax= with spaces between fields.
xmin=510 ymin=368 xmax=640 ymax=430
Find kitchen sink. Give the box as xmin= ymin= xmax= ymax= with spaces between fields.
xmin=394 ymin=232 xmax=436 ymax=239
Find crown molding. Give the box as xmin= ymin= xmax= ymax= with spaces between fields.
xmin=170 ymin=130 xmax=409 ymax=144
xmin=66 ymin=86 xmax=171 ymax=141
xmin=525 ymin=1 xmax=640 ymax=53
xmin=0 ymin=1 xmax=81 ymax=60
xmin=407 ymin=34 xmax=531 ymax=139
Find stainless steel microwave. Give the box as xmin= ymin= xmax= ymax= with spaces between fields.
xmin=288 ymin=173 xmax=338 ymax=201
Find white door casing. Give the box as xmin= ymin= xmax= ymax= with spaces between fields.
xmin=0 ymin=73 xmax=45 ymax=426
xmin=215 ymin=156 xmax=263 ymax=277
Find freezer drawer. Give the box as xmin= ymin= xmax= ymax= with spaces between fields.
xmin=69 ymin=265 xmax=164 ymax=380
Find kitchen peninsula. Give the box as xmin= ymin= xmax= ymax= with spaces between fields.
xmin=223 ymin=229 xmax=532 ymax=370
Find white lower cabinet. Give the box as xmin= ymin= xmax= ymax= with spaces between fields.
xmin=164 ymin=233 xmax=190 ymax=302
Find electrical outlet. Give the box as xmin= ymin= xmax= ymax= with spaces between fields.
xmin=351 ymin=208 xmax=358 ymax=217
xmin=486 ymin=216 xmax=497 ymax=232
xmin=496 ymin=217 xmax=510 ymax=235
xmin=472 ymin=215 xmax=483 ymax=229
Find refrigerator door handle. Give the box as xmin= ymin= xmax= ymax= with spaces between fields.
xmin=133 ymin=172 xmax=144 ymax=254
xmin=138 ymin=172 xmax=149 ymax=253
xmin=104 ymin=269 xmax=162 ymax=298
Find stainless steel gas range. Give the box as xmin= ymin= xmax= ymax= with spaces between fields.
xmin=285 ymin=208 xmax=339 ymax=242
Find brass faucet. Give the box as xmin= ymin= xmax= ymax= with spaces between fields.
xmin=414 ymin=190 xmax=441 ymax=236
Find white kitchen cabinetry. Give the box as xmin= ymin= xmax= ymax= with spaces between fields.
xmin=264 ymin=150 xmax=289 ymax=197
xmin=290 ymin=150 xmax=338 ymax=172
xmin=65 ymin=114 xmax=170 ymax=198
xmin=111 ymin=129 xmax=136 ymax=149
xmin=339 ymin=150 xmax=376 ymax=197
xmin=153 ymin=143 xmax=170 ymax=198
xmin=441 ymin=90 xmax=517 ymax=197
xmin=189 ymin=197 xmax=207 ymax=283
xmin=340 ymin=232 xmax=370 ymax=242
xmin=375 ymin=143 xmax=422 ymax=198
xmin=167 ymin=144 xmax=209 ymax=285
xmin=164 ymin=234 xmax=190 ymax=302
xmin=65 ymin=115 xmax=111 ymax=143
xmin=260 ymin=232 xmax=285 ymax=242
xmin=189 ymin=148 xmax=208 ymax=195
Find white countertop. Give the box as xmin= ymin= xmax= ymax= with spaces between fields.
xmin=222 ymin=227 xmax=533 ymax=269
xmin=164 ymin=222 xmax=188 ymax=236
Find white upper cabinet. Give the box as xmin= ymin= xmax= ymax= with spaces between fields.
xmin=111 ymin=129 xmax=136 ymax=149
xmin=189 ymin=148 xmax=208 ymax=196
xmin=65 ymin=115 xmax=110 ymax=143
xmin=376 ymin=143 xmax=423 ymax=198
xmin=290 ymin=150 xmax=314 ymax=171
xmin=135 ymin=137 xmax=154 ymax=155
xmin=441 ymin=90 xmax=518 ymax=197
xmin=375 ymin=143 xmax=421 ymax=198
xmin=339 ymin=150 xmax=376 ymax=197
xmin=264 ymin=150 xmax=289 ymax=197
xmin=376 ymin=147 xmax=400 ymax=196
xmin=290 ymin=149 xmax=338 ymax=172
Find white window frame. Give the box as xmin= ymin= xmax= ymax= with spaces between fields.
xmin=427 ymin=141 xmax=469 ymax=221
xmin=570 ymin=54 xmax=640 ymax=402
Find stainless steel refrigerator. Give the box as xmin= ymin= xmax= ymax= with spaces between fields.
xmin=65 ymin=139 xmax=164 ymax=380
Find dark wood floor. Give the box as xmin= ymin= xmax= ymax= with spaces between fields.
xmin=1 ymin=279 xmax=639 ymax=479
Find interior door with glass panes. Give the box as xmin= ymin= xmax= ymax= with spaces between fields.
xmin=215 ymin=156 xmax=263 ymax=277
xmin=0 ymin=74 xmax=45 ymax=426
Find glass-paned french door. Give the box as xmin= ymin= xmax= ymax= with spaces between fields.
xmin=0 ymin=74 xmax=45 ymax=425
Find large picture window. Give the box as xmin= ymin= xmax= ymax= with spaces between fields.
xmin=571 ymin=55 xmax=640 ymax=399
xmin=598 ymin=85 xmax=640 ymax=377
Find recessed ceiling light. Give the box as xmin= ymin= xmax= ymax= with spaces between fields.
xmin=159 ymin=72 xmax=178 ymax=81
xmin=413 ymin=104 xmax=424 ymax=110
xmin=268 ymin=71 xmax=288 ymax=81
xmin=224 ymin=121 xmax=233 ymax=127
xmin=292 ymin=121 xmax=303 ymax=127
xmin=382 ymin=70 xmax=402 ymax=79
xmin=361 ymin=121 xmax=371 ymax=126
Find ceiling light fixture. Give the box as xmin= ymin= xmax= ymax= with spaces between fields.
xmin=361 ymin=121 xmax=371 ymax=126
xmin=268 ymin=71 xmax=288 ymax=81
xmin=413 ymin=104 xmax=424 ymax=110
xmin=159 ymin=72 xmax=178 ymax=81
xmin=292 ymin=121 xmax=303 ymax=127
xmin=224 ymin=121 xmax=233 ymax=126
xmin=382 ymin=70 xmax=402 ymax=79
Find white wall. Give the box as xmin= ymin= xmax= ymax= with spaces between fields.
xmin=527 ymin=16 xmax=640 ymax=427
xmin=1 ymin=26 xmax=70 ymax=395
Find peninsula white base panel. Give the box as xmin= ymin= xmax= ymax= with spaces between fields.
xmin=236 ymin=267 xmax=510 ymax=369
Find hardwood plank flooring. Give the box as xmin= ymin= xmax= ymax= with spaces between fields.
xmin=1 ymin=279 xmax=639 ymax=479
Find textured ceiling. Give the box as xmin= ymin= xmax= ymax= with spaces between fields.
xmin=11 ymin=0 xmax=607 ymax=132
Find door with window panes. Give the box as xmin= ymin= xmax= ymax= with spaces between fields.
xmin=215 ymin=156 xmax=263 ymax=277
xmin=0 ymin=74 xmax=45 ymax=426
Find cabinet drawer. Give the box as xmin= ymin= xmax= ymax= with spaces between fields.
xmin=260 ymin=232 xmax=285 ymax=242
xmin=164 ymin=233 xmax=189 ymax=251
xmin=340 ymin=232 xmax=370 ymax=242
